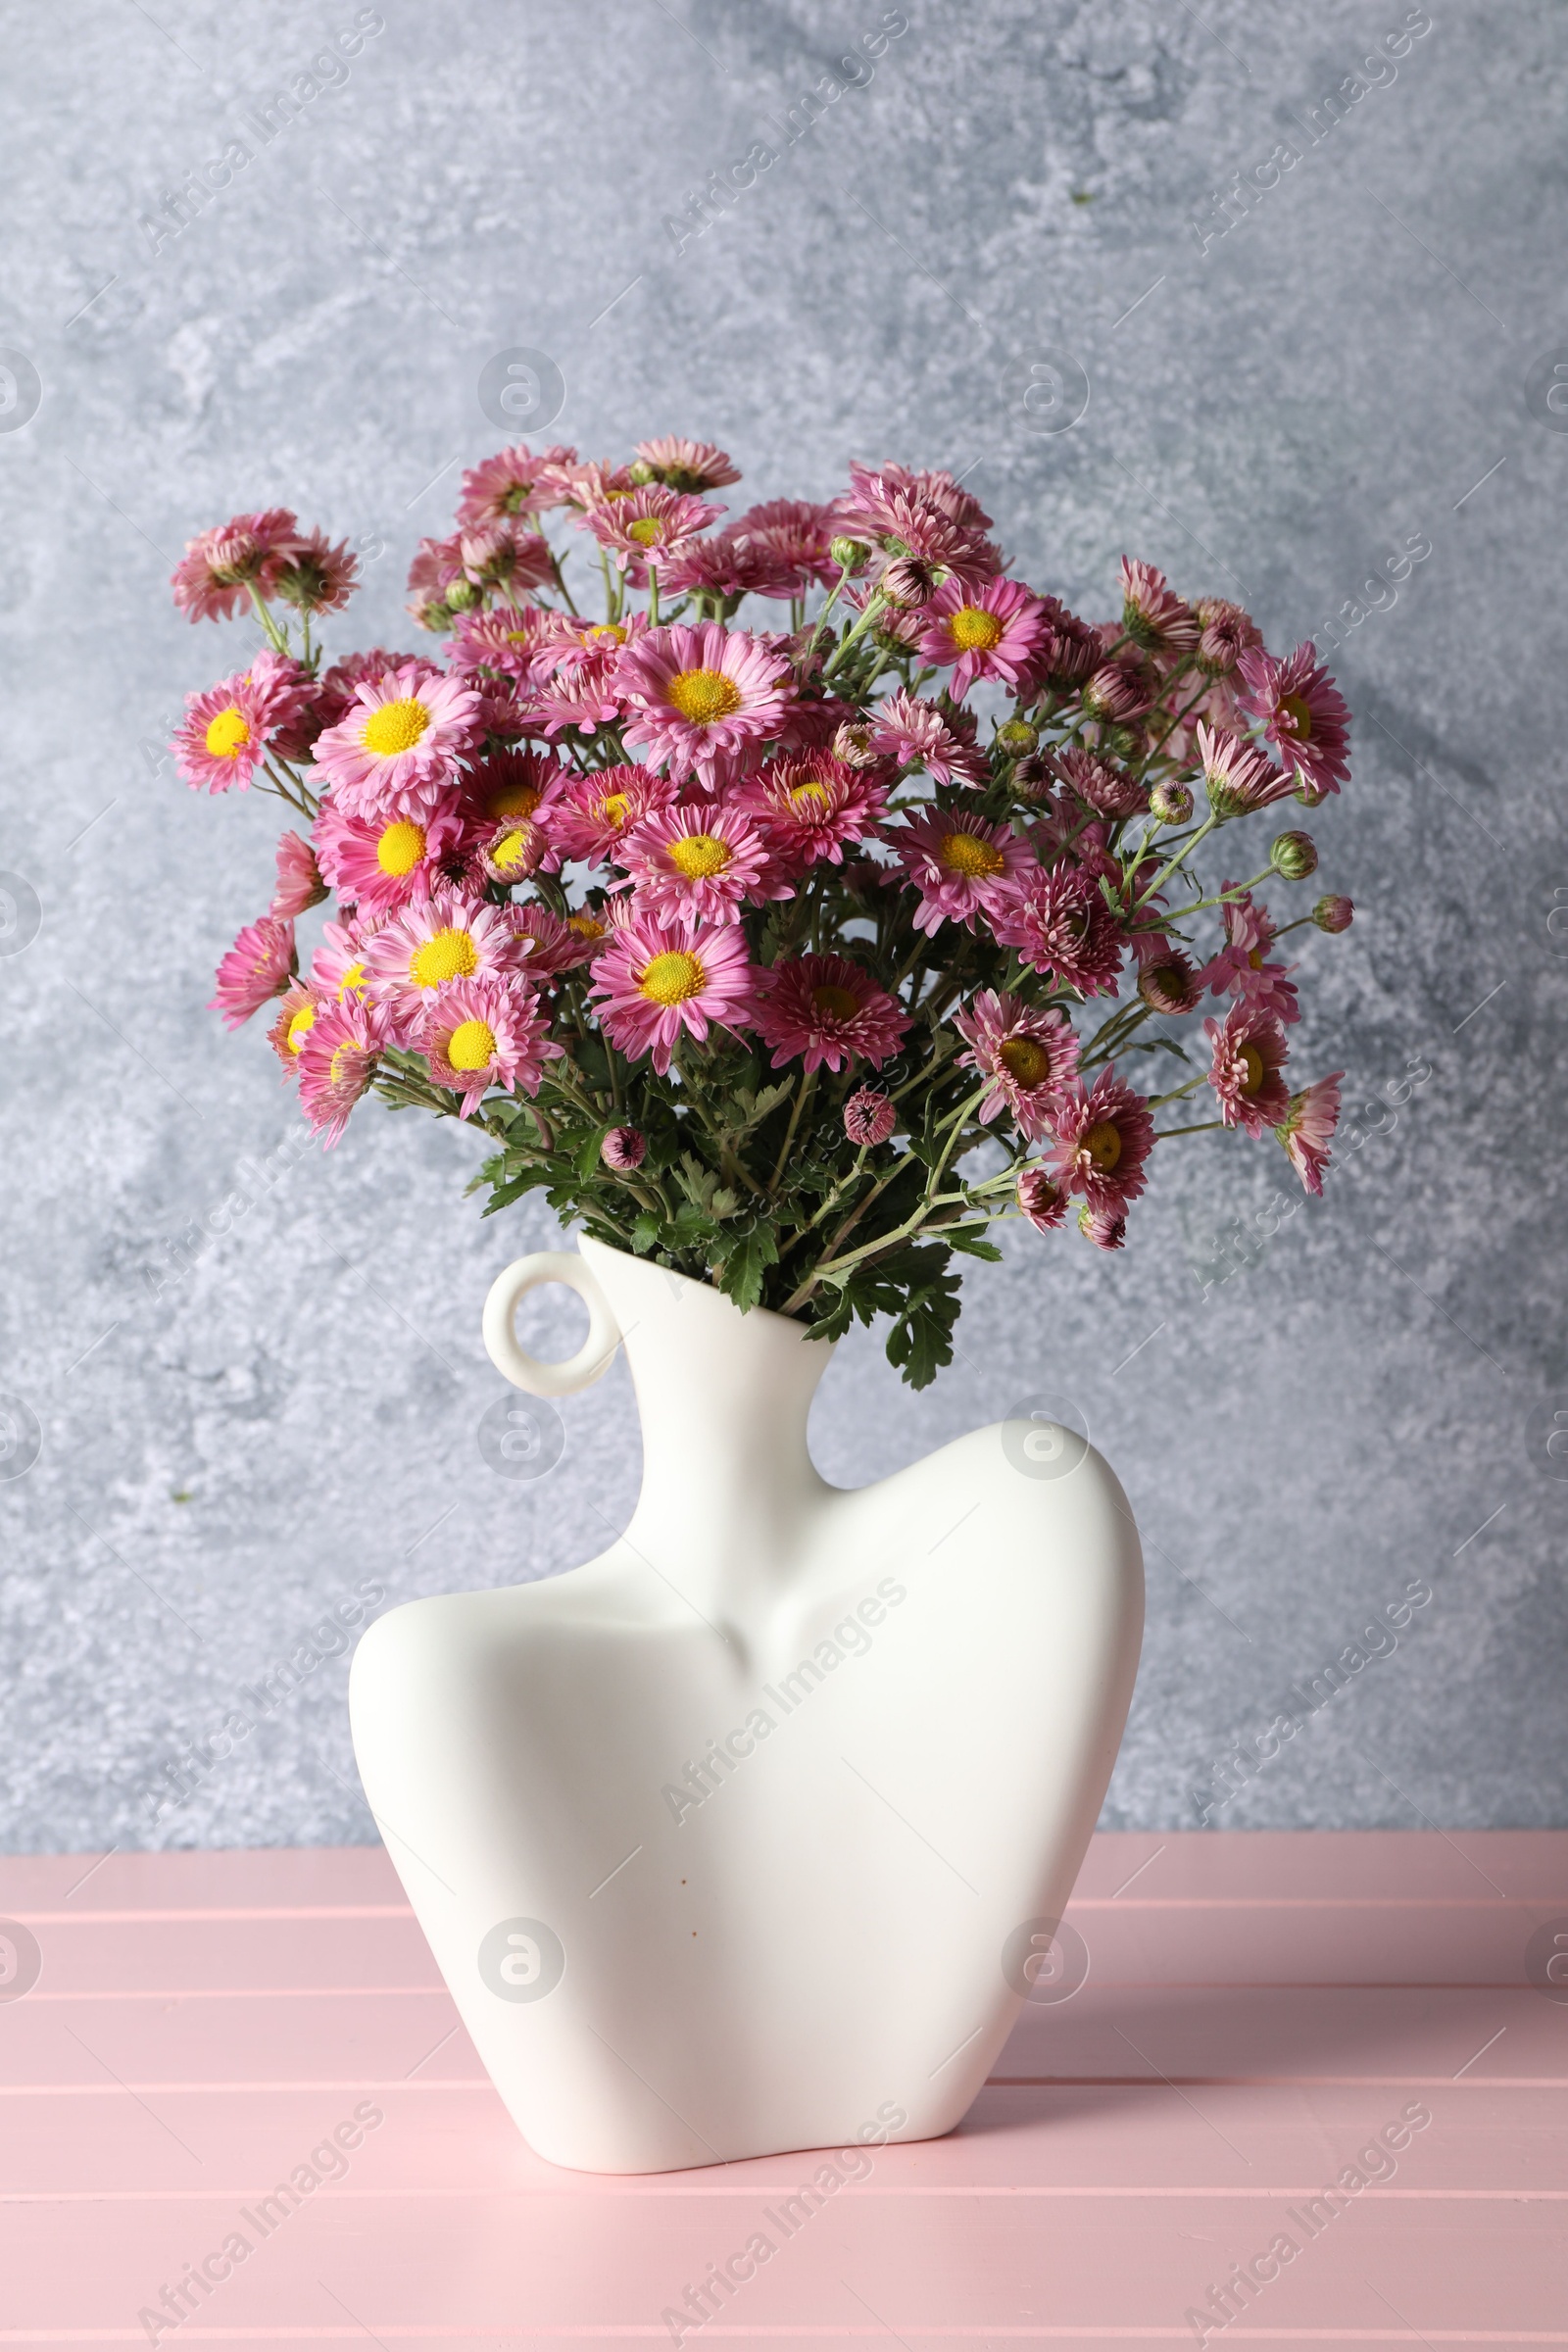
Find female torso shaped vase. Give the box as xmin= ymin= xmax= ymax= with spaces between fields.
xmin=349 ymin=1237 xmax=1144 ymax=2174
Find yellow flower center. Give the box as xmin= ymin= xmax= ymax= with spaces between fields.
xmin=587 ymin=623 xmax=627 ymax=647
xmin=1084 ymin=1120 xmax=1123 ymax=1172
xmin=627 ymin=518 xmax=664 ymax=547
xmin=285 ymin=1002 xmax=317 ymax=1054
xmin=376 ymin=819 xmax=426 ymax=876
xmin=1278 ymin=692 xmax=1313 ymax=742
xmin=328 ymin=1043 xmax=357 ymax=1087
xmin=810 ymin=984 xmax=861 ymax=1021
xmin=489 ymin=782 xmax=542 ymax=817
xmin=1247 ymin=947 xmax=1264 ymax=970
xmin=1238 ymin=1043 xmax=1265 ymax=1097
xmin=409 ymin=927 xmax=479 ymax=988
xmin=939 ymin=830 xmax=1004 ymax=878
xmin=637 ymin=949 xmax=707 ymax=1004
xmin=949 ymin=605 xmax=1004 ymax=652
xmin=788 ymin=779 xmax=829 ymax=808
xmin=446 ymin=1017 xmax=497 ymax=1072
xmin=666 ymin=667 xmax=743 ymax=725
xmin=598 ymin=791 xmax=631 ymax=829
xmin=337 ymin=959 xmax=366 ymax=1000
xmin=490 ymin=828 xmax=529 ymax=872
xmin=204 ymin=706 xmax=251 ymax=759
xmin=999 ymin=1036 xmax=1052 ymax=1087
xmin=361 ymin=697 xmax=431 ymax=757
xmin=666 ymin=832 xmax=731 ymax=878
xmin=567 ymin=911 xmax=606 ymax=940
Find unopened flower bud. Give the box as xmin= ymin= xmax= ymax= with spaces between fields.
xmin=832 ymin=719 xmax=878 ymax=768
xmin=1271 ymin=829 xmax=1318 ymax=881
xmin=1077 ymin=1202 xmax=1126 ymax=1250
xmin=1137 ymin=950 xmax=1199 ymax=1015
xmin=845 ymin=1089 xmax=897 ymax=1148
xmin=628 ymin=460 xmax=660 ymax=485
xmin=997 ymin=719 xmax=1039 ymax=756
xmin=879 ymin=556 xmax=940 ymax=608
xmin=1149 ymin=779 xmax=1194 ymax=825
xmin=829 ymin=535 xmax=871 ymax=574
xmin=445 ymin=577 xmax=479 ymax=611
xmin=1312 ymin=894 xmax=1354 ymax=934
xmin=602 ymin=1125 xmax=647 ymax=1172
xmin=1009 ymin=754 xmax=1054 ymax=802
xmin=1016 ymin=1166 xmax=1066 ymax=1233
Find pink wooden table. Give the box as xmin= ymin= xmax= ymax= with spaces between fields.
xmin=1 ymin=1831 xmax=1564 ymax=2347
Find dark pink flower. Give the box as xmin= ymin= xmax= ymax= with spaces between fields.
xmin=731 ymin=498 xmax=840 ymax=593
xmin=602 ymin=1125 xmax=648 ymax=1171
xmin=890 ymin=808 xmax=1033 ymax=937
xmin=271 ymin=831 xmax=328 ymax=918
xmin=1017 ymin=1164 xmax=1068 ymax=1233
xmin=313 ymin=790 xmax=467 ymax=917
xmin=1204 ymin=1004 xmax=1292 ymax=1137
xmin=1198 ymin=887 xmax=1299 ymax=1024
xmin=737 ymin=753 xmax=887 ymax=871
xmin=753 ymin=954 xmax=911 ymax=1075
xmin=1197 ymin=720 xmax=1295 ymax=818
xmin=615 ymin=802 xmax=781 ymax=924
xmin=916 ymin=576 xmax=1048 ymax=697
xmin=552 ymin=765 xmax=677 ymax=865
xmin=210 ymin=913 xmax=295 ymax=1029
xmin=634 ymin=436 xmax=741 ymax=491
xmin=421 ymin=974 xmax=561 ymax=1117
xmin=615 ymin=621 xmax=792 ymax=785
xmin=457 ymin=441 xmax=579 ymax=525
xmin=272 ymin=527 xmax=360 ymax=615
xmin=994 ymin=867 xmax=1125 ymax=999
xmin=1276 ymin=1073 xmax=1343 ymax=1195
xmin=870 ymin=689 xmax=987 ymax=787
xmin=1118 ymin=557 xmax=1198 ymax=657
xmin=1314 ymin=894 xmax=1354 ymax=933
xmin=584 ymin=484 xmax=717 ymax=580
xmin=172 ymin=509 xmax=303 ymax=622
xmin=953 ymin=991 xmax=1079 ymax=1139
xmin=844 ymin=1089 xmax=898 ymax=1147
xmin=1236 ymin=641 xmax=1350 ymax=799
xmin=1053 ymin=747 xmax=1148 ymax=820
xmin=1048 ymin=1073 xmax=1155 ymax=1214
xmin=1077 ymin=1203 xmax=1127 ymax=1250
xmin=1192 ymin=597 xmax=1262 ymax=677
xmin=297 ymin=996 xmax=387 ymax=1147
xmin=173 ymin=655 xmax=310 ymax=794
xmin=590 ymin=911 xmax=756 ymax=1073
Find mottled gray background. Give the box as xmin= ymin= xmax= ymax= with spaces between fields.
xmin=1 ymin=0 xmax=1563 ymax=1854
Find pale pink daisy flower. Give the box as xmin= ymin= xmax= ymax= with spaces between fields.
xmin=583 ymin=484 xmax=717 ymax=580
xmin=457 ymin=441 xmax=578 ymax=525
xmin=753 ymin=954 xmax=911 ymax=1075
xmin=314 ymin=650 xmax=426 ymax=732
xmin=995 ymin=867 xmax=1125 ymax=998
xmin=844 ymin=1088 xmax=898 ymax=1147
xmin=421 ymin=975 xmax=561 ymax=1117
xmin=736 ymin=754 xmax=887 ymax=870
xmin=1017 ymin=1165 xmax=1068 ymax=1232
xmin=173 ymin=657 xmax=308 ymax=794
xmin=552 ymin=765 xmax=677 ymax=864
xmin=461 ymin=750 xmax=567 ymax=871
xmin=309 ymin=916 xmax=378 ymax=1007
xmin=634 ymin=436 xmax=742 ymax=491
xmin=272 ymin=527 xmax=360 ymax=615
xmin=1198 ymin=886 xmax=1299 ymax=1024
xmin=267 ymin=980 xmax=322 ymax=1069
xmin=869 ymin=689 xmax=987 ymax=788
xmin=313 ymin=790 xmax=467 ymax=917
xmin=171 ymin=509 xmax=303 ymax=622
xmin=271 ymin=831 xmax=328 ymax=918
xmin=311 ymin=663 xmax=481 ymax=820
xmin=508 ymin=902 xmax=600 ymax=980
xmin=615 ymin=622 xmax=792 ymax=784
xmin=1196 ymin=720 xmax=1294 ymax=818
xmin=832 ymin=465 xmax=994 ymax=572
xmin=530 ymin=612 xmax=652 ymax=679
xmin=1048 ymin=1073 xmax=1155 ymax=1213
xmin=210 ymin=913 xmax=295 ymax=1028
xmin=917 ymin=575 xmax=1049 ymax=697
xmin=601 ymin=1125 xmax=648 ymax=1170
xmin=1204 ymin=1004 xmax=1292 ymax=1137
xmin=532 ymin=654 xmax=629 ymax=736
xmin=732 ymin=498 xmax=840 ymax=593
xmin=363 ymin=889 xmax=530 ymax=1044
xmin=615 ymin=802 xmax=780 ymax=923
xmin=954 ymin=991 xmax=1080 ymax=1139
xmin=1276 ymin=1072 xmax=1343 ymax=1195
xmin=890 ymin=808 xmax=1032 ymax=937
xmin=297 ymin=997 xmax=387 ymax=1147
xmin=590 ymin=912 xmax=756 ymax=1073
xmin=1118 ymin=557 xmax=1198 ymax=657
xmin=1236 ymin=642 xmax=1350 ymax=799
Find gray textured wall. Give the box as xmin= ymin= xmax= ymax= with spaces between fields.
xmin=1 ymin=0 xmax=1563 ymax=1854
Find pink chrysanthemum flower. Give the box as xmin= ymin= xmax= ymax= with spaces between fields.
xmin=1198 ymin=887 xmax=1299 ymax=1025
xmin=272 ymin=527 xmax=360 ymax=615
xmin=309 ymin=915 xmax=378 ymax=1007
xmin=457 ymin=441 xmax=578 ymax=525
xmin=1204 ymin=1004 xmax=1292 ymax=1137
xmin=552 ymin=764 xmax=677 ymax=864
xmin=533 ymin=654 xmax=630 ymax=736
xmin=731 ymin=498 xmax=840 ymax=593
xmin=753 ymin=954 xmax=911 ymax=1075
xmin=313 ymin=650 xmax=426 ymax=732
xmin=1118 ymin=557 xmax=1198 ymax=657
xmin=995 ymin=867 xmax=1126 ymax=1000
xmin=449 ymin=604 xmax=553 ymax=684
xmin=363 ymin=889 xmax=530 ymax=1044
xmin=1193 ymin=596 xmax=1263 ymax=678
xmin=1276 ymin=1072 xmax=1344 ymax=1196
xmin=615 ymin=622 xmax=792 ymax=785
xmin=615 ymin=802 xmax=780 ymax=923
xmin=870 ymin=689 xmax=987 ymax=788
xmin=267 ymin=980 xmax=322 ymax=1070
xmin=1133 ymin=932 xmax=1200 ymax=1015
xmin=844 ymin=1088 xmax=898 ymax=1147
xmin=1053 ymin=747 xmax=1148 ymax=820
xmin=583 ymin=484 xmax=717 ymax=580
xmin=271 ymin=831 xmax=328 ymax=918
xmin=634 ymin=436 xmax=742 ymax=491
xmin=508 ymin=902 xmax=599 ymax=981
xmin=736 ymin=754 xmax=888 ymax=871
xmin=311 ymin=663 xmax=481 ymax=820
xmin=916 ymin=575 xmax=1048 ymax=697
xmin=1236 ymin=642 xmax=1351 ymax=800
xmin=1081 ymin=658 xmax=1153 ymax=724
xmin=1017 ymin=1165 xmax=1068 ymax=1233
xmin=658 ymin=532 xmax=795 ymax=602
xmin=456 ymin=520 xmax=555 ymax=596
xmin=172 ymin=509 xmax=303 ymax=622
xmin=529 ymin=612 xmax=651 ymax=680
xmin=461 ymin=750 xmax=567 ymax=873
xmin=953 ymin=991 xmax=1080 ymax=1140
xmin=210 ymin=913 xmax=295 ymax=1029
xmin=832 ymin=464 xmax=996 ymax=572
xmin=314 ymin=790 xmax=467 ymax=917
xmin=590 ymin=912 xmax=756 ymax=1074
xmin=540 ymin=457 xmax=639 ymax=510
xmin=420 ymin=975 xmax=561 ymax=1118
xmin=1196 ymin=720 xmax=1294 ymax=818
xmin=1078 ymin=1203 xmax=1127 ymax=1250
xmin=173 ymin=656 xmax=308 ymax=795
xmin=602 ymin=1125 xmax=648 ymax=1170
xmin=297 ymin=997 xmax=387 ymax=1147
xmin=1048 ymin=1073 xmax=1155 ymax=1213
xmin=890 ymin=808 xmax=1032 ymax=937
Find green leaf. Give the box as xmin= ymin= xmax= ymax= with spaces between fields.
xmin=946 ymin=1223 xmax=1004 ymax=1261
xmin=713 ymin=1223 xmax=779 ymax=1313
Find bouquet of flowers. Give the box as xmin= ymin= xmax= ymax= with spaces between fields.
xmin=170 ymin=439 xmax=1349 ymax=1387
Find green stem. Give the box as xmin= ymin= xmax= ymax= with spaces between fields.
xmin=768 ymin=1071 xmax=814 ymax=1191
xmin=1137 ymin=811 xmax=1218 ymax=908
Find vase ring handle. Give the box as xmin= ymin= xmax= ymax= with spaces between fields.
xmin=482 ymin=1251 xmax=621 ymax=1398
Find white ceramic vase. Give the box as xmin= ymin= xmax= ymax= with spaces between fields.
xmin=349 ymin=1237 xmax=1144 ymax=2174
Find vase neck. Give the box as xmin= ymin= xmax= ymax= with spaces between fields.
xmin=578 ymin=1239 xmax=833 ymax=1618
